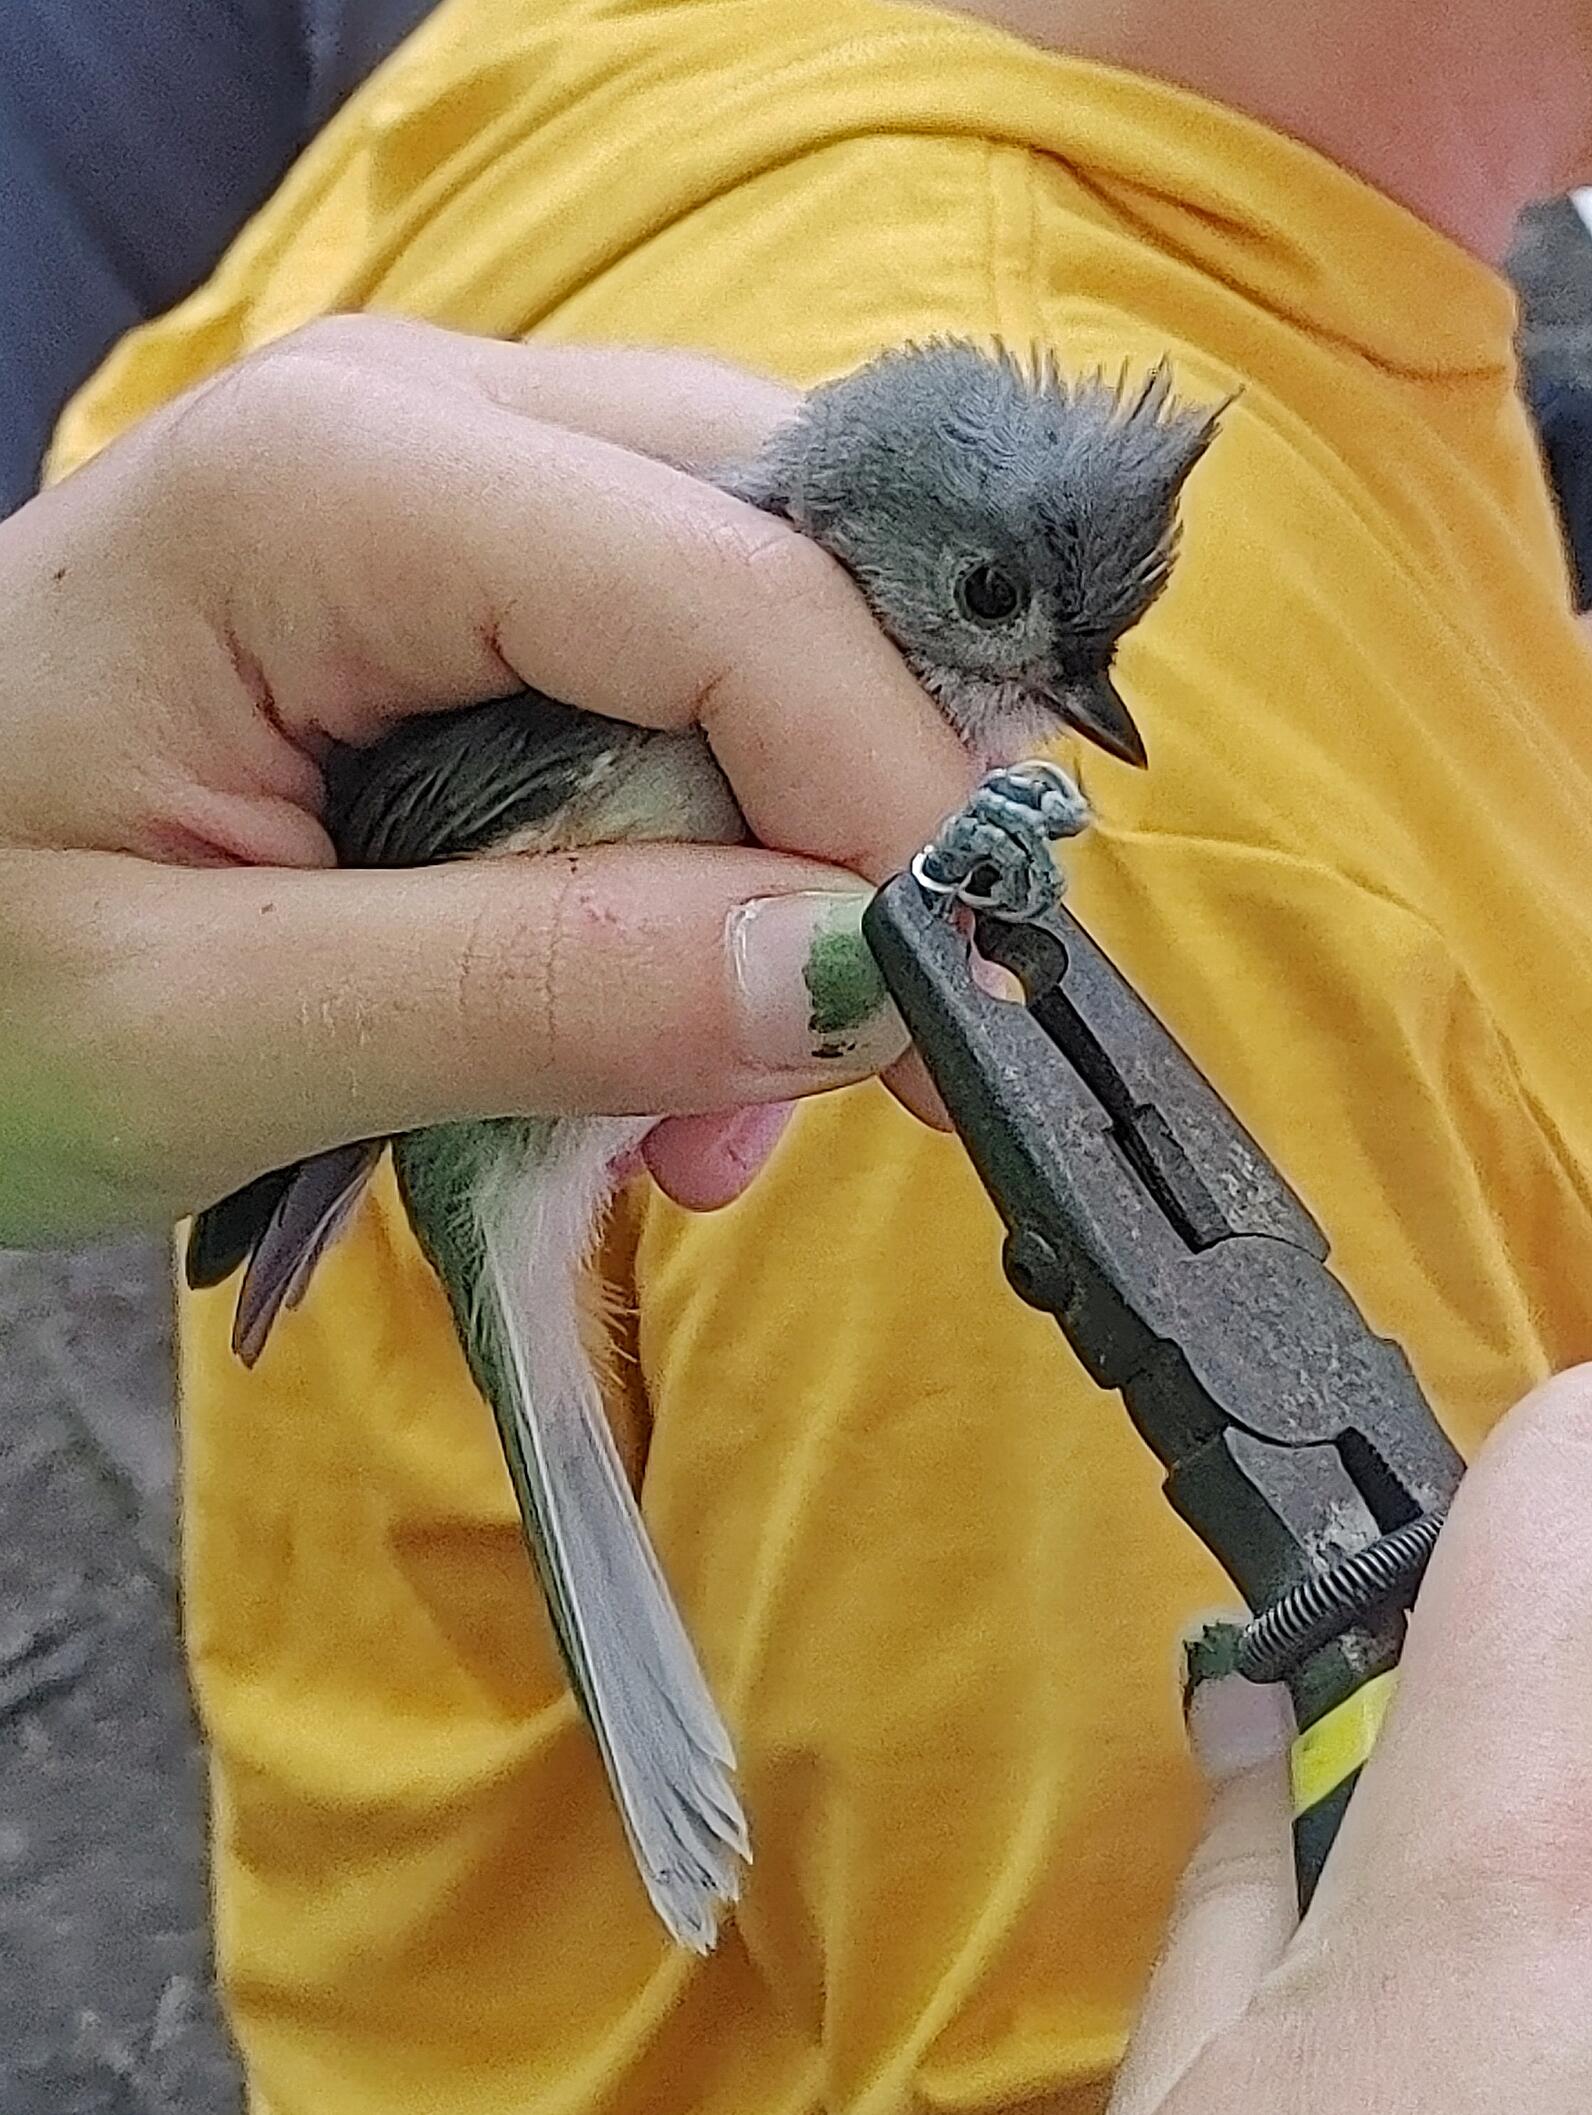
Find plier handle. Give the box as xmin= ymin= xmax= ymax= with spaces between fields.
xmin=862 ymin=849 xmax=1463 ymax=1905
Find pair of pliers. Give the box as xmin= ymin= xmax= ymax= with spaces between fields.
xmin=861 ymin=766 xmax=1464 ymax=1906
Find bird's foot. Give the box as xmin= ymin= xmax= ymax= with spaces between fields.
xmin=911 ymin=761 xmax=1091 ymax=920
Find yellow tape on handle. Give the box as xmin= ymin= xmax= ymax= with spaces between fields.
xmin=1290 ymin=1670 xmax=1397 ymax=1816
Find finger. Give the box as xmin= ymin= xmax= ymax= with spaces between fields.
xmin=270 ymin=315 xmax=801 ymax=472
xmin=160 ymin=342 xmax=974 ymax=886
xmin=879 ymin=913 xmax=1020 ymax=1130
xmin=641 ymin=1103 xmax=795 ymax=1210
xmin=1108 ymin=1675 xmax=1297 ymax=2115
xmin=9 ymin=845 xmax=910 ymax=1232
xmin=881 ymin=1046 xmax=955 ymax=1132
xmin=1305 ymin=1363 xmax=1592 ymax=1927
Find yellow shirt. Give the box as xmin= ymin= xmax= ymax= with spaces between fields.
xmin=53 ymin=4 xmax=1592 ymax=2111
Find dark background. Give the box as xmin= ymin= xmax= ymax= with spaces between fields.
xmin=1 ymin=166 xmax=1589 ymax=2114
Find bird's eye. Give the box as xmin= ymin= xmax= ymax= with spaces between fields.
xmin=955 ymin=561 xmax=1028 ymax=625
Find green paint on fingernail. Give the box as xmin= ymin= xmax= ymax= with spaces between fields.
xmin=803 ymin=902 xmax=890 ymax=1055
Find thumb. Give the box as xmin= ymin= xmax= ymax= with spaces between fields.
xmin=1108 ymin=1667 xmax=1298 ymax=2115
xmin=9 ymin=841 xmax=907 ymax=1236
xmin=1302 ymin=1361 xmax=1592 ymax=1927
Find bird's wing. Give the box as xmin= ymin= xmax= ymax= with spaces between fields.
xmin=323 ymin=691 xmax=660 ymax=867
xmin=185 ymin=691 xmax=672 ymax=1351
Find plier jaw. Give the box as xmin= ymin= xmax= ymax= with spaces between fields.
xmin=863 ymin=844 xmax=1464 ymax=1902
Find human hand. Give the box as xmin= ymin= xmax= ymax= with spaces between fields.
xmin=0 ymin=317 xmax=974 ymax=1244
xmin=1106 ymin=1365 xmax=1592 ymax=2115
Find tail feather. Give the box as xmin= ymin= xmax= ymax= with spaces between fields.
xmin=515 ymin=1371 xmax=749 ymax=1946
xmin=232 ymin=1141 xmax=385 ymax=1366
xmin=185 ymin=1142 xmax=384 ymax=1364
xmin=185 ymin=1167 xmax=295 ymax=1288
xmin=400 ymin=1114 xmax=748 ymax=1951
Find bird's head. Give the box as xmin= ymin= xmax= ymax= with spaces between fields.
xmin=736 ymin=339 xmax=1226 ymax=766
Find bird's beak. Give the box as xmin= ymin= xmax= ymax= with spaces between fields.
xmin=1051 ymin=672 xmax=1148 ymax=768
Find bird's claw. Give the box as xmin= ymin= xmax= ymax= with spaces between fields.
xmin=911 ymin=761 xmax=1092 ymax=920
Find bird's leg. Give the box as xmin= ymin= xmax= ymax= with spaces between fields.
xmin=911 ymin=761 xmax=1091 ymax=920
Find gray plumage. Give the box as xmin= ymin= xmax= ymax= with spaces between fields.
xmin=186 ymin=338 xmax=1223 ymax=1950
xmin=729 ymin=341 xmax=1223 ymax=760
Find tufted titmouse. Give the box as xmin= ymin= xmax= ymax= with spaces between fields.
xmin=186 ymin=339 xmax=1222 ymax=1949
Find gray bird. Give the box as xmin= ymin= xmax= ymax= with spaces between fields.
xmin=185 ymin=339 xmax=1222 ymax=1951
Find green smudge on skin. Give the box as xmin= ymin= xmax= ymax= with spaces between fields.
xmin=802 ymin=902 xmax=891 ymax=1057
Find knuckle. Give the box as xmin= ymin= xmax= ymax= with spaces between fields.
xmin=451 ymin=884 xmax=551 ymax=1059
xmin=1170 ymin=1842 xmax=1289 ymax=1925
xmin=147 ymin=329 xmax=426 ymax=559
xmin=444 ymin=861 xmax=617 ymax=1095
xmin=259 ymin=313 xmax=445 ymax=376
xmin=226 ymin=341 xmax=347 ymax=442
xmin=445 ymin=853 xmax=705 ymax=1113
xmin=155 ymin=358 xmax=326 ymax=516
xmin=248 ymin=314 xmax=375 ymax=375
xmin=539 ymin=863 xmax=642 ymax=1077
xmin=683 ymin=508 xmax=859 ymax=734
xmin=174 ymin=324 xmax=380 ymax=488
xmin=703 ymin=504 xmax=849 ymax=630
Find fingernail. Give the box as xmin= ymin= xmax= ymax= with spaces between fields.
xmin=1187 ymin=1675 xmax=1295 ymax=1783
xmin=727 ymin=891 xmax=908 ymax=1078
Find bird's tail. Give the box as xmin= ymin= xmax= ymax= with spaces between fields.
xmin=396 ymin=1114 xmax=749 ymax=1952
